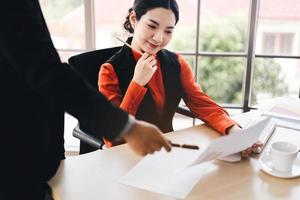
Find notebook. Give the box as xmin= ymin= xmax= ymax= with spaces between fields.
xmin=244 ymin=116 xmax=277 ymax=153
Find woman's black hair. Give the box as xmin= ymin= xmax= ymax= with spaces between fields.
xmin=123 ymin=0 xmax=179 ymax=33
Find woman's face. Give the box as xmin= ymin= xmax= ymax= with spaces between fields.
xmin=130 ymin=7 xmax=176 ymax=55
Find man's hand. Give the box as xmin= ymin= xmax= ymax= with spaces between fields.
xmin=122 ymin=119 xmax=171 ymax=156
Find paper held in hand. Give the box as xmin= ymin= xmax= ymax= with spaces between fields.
xmin=189 ymin=117 xmax=274 ymax=166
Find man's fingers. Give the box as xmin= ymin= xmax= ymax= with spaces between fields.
xmin=161 ymin=138 xmax=172 ymax=152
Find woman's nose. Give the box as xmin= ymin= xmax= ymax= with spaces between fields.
xmin=153 ymin=31 xmax=163 ymax=43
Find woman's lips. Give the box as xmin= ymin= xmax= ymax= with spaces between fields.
xmin=147 ymin=42 xmax=159 ymax=49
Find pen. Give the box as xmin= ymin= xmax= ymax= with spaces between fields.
xmin=169 ymin=141 xmax=200 ymax=150
xmin=114 ymin=36 xmax=143 ymax=56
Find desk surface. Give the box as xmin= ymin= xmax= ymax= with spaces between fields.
xmin=49 ymin=124 xmax=300 ymax=200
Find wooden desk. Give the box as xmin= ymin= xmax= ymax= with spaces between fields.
xmin=48 ymin=124 xmax=300 ymax=200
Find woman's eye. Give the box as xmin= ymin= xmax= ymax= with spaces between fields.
xmin=165 ymin=31 xmax=173 ymax=34
xmin=148 ymin=24 xmax=156 ymax=29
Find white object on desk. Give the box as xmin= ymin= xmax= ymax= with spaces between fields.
xmin=259 ymin=153 xmax=300 ymax=179
xmin=270 ymin=141 xmax=298 ymax=172
xmin=255 ymin=97 xmax=300 ymax=131
xmin=245 ymin=116 xmax=277 ymax=153
xmin=119 ymin=148 xmax=211 ymax=199
xmin=218 ymin=116 xmax=276 ymax=162
xmin=256 ymin=97 xmax=300 ymax=118
xmin=189 ymin=117 xmax=273 ymax=166
xmin=261 ymin=111 xmax=300 ymax=131
xmin=218 ymin=153 xmax=242 ymax=162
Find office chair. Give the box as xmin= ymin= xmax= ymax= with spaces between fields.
xmin=68 ymin=46 xmax=121 ymax=154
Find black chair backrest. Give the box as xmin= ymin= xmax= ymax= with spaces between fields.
xmin=68 ymin=46 xmax=121 ymax=154
xmin=68 ymin=46 xmax=121 ymax=88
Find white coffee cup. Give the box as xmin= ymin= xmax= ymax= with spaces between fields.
xmin=270 ymin=141 xmax=298 ymax=172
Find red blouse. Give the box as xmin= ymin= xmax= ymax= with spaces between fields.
xmin=98 ymin=49 xmax=236 ymax=147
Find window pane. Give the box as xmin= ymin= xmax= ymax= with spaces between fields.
xmin=167 ymin=0 xmax=197 ymax=52
xmin=251 ymin=58 xmax=300 ymax=105
xmin=94 ymin=0 xmax=132 ymax=49
xmin=198 ymin=56 xmax=245 ymax=104
xmin=256 ymin=0 xmax=300 ymax=56
xmin=199 ymin=0 xmax=250 ymax=52
xmin=40 ymin=0 xmax=85 ymax=49
xmin=64 ymin=113 xmax=79 ymax=153
xmin=181 ymin=55 xmax=196 ymax=73
xmin=225 ymin=108 xmax=243 ymax=116
xmin=262 ymin=33 xmax=276 ymax=54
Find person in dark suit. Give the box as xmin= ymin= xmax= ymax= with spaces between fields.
xmin=0 ymin=1 xmax=171 ymax=199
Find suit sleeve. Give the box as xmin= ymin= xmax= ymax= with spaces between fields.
xmin=0 ymin=1 xmax=128 ymax=140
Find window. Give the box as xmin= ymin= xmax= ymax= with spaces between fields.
xmin=40 ymin=0 xmax=300 ymax=151
xmin=255 ymin=0 xmax=300 ymax=105
xmin=40 ymin=0 xmax=300 ymax=108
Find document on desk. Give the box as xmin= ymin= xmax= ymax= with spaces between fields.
xmin=119 ymin=148 xmax=211 ymax=199
xmin=119 ymin=118 xmax=272 ymax=199
xmin=189 ymin=117 xmax=272 ymax=166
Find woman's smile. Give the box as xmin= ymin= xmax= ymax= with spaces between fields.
xmin=146 ymin=41 xmax=160 ymax=49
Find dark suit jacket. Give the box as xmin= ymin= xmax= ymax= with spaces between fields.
xmin=0 ymin=1 xmax=128 ymax=199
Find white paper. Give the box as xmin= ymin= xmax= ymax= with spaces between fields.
xmin=119 ymin=148 xmax=212 ymax=199
xmin=189 ymin=117 xmax=273 ymax=166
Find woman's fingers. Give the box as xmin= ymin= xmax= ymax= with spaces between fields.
xmin=241 ymin=141 xmax=263 ymax=157
xmin=145 ymin=55 xmax=156 ymax=64
xmin=241 ymin=148 xmax=252 ymax=157
xmin=141 ymin=52 xmax=151 ymax=60
xmin=152 ymin=65 xmax=158 ymax=71
xmin=133 ymin=53 xmax=157 ymax=86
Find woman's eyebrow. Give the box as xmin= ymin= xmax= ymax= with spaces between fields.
xmin=148 ymin=19 xmax=174 ymax=29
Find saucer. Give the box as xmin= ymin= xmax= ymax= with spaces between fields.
xmin=259 ymin=153 xmax=300 ymax=179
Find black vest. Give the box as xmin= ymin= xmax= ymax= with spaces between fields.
xmin=107 ymin=40 xmax=183 ymax=133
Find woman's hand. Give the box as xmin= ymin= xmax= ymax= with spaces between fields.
xmin=241 ymin=142 xmax=263 ymax=157
xmin=226 ymin=124 xmax=242 ymax=135
xmin=132 ymin=53 xmax=157 ymax=86
xmin=227 ymin=125 xmax=263 ymax=158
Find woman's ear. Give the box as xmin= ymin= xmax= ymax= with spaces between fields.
xmin=129 ymin=10 xmax=137 ymax=29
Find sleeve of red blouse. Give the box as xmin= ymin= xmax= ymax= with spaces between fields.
xmin=177 ymin=54 xmax=237 ymax=134
xmin=98 ymin=63 xmax=147 ymax=116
